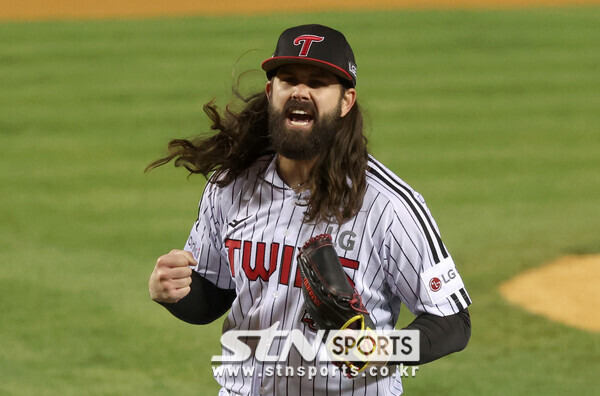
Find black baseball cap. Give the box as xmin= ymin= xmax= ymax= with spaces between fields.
xmin=262 ymin=24 xmax=357 ymax=87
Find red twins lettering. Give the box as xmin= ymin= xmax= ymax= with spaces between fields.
xmin=224 ymin=238 xmax=359 ymax=287
xmin=293 ymin=35 xmax=325 ymax=56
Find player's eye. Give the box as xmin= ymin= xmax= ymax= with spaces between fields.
xmin=308 ymin=80 xmax=326 ymax=88
xmin=280 ymin=76 xmax=297 ymax=85
xmin=276 ymin=72 xmax=292 ymax=81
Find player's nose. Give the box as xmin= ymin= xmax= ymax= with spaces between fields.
xmin=291 ymin=84 xmax=310 ymax=101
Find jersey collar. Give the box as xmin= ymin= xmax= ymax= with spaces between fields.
xmin=259 ymin=154 xmax=312 ymax=199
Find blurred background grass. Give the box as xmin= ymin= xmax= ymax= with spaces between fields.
xmin=1 ymin=7 xmax=599 ymax=395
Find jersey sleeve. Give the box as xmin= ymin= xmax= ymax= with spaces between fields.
xmin=382 ymin=190 xmax=472 ymax=317
xmin=184 ymin=182 xmax=235 ymax=290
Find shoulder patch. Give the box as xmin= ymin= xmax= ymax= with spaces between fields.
xmin=421 ymin=257 xmax=464 ymax=304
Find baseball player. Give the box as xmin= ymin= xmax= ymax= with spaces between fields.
xmin=148 ymin=24 xmax=471 ymax=395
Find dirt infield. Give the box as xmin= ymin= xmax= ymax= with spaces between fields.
xmin=500 ymin=255 xmax=600 ymax=333
xmin=2 ymin=0 xmax=600 ymax=21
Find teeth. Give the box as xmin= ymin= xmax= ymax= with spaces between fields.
xmin=290 ymin=120 xmax=310 ymax=126
xmin=292 ymin=110 xmax=308 ymax=115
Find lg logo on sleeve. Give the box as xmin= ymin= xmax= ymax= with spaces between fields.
xmin=429 ymin=268 xmax=456 ymax=292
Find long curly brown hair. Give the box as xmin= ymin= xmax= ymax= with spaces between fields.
xmin=146 ymin=88 xmax=368 ymax=225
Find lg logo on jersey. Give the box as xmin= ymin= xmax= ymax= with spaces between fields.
xmin=325 ymin=227 xmax=357 ymax=251
xmin=429 ymin=269 xmax=456 ymax=292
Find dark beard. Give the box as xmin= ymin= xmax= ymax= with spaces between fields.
xmin=268 ymin=100 xmax=341 ymax=161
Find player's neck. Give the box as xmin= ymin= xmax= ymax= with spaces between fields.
xmin=276 ymin=155 xmax=316 ymax=191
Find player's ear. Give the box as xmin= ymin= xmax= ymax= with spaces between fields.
xmin=265 ymin=80 xmax=272 ymax=102
xmin=340 ymin=87 xmax=356 ymax=117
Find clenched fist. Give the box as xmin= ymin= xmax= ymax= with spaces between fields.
xmin=149 ymin=249 xmax=197 ymax=303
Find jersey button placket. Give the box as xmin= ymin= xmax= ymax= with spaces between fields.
xmin=256 ymin=227 xmax=284 ymax=393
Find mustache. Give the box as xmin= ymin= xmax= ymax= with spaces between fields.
xmin=283 ymin=99 xmax=317 ymax=116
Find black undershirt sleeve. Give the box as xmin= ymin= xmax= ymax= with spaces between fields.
xmin=158 ymin=271 xmax=236 ymax=325
xmin=401 ymin=308 xmax=471 ymax=365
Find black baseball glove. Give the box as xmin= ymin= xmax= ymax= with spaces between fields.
xmin=297 ymin=234 xmax=376 ymax=376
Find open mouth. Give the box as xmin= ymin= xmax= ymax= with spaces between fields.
xmin=287 ymin=109 xmax=314 ymax=127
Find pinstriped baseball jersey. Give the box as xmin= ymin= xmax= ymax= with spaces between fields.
xmin=184 ymin=153 xmax=471 ymax=395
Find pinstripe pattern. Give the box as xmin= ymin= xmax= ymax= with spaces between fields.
xmin=184 ymin=154 xmax=471 ymax=395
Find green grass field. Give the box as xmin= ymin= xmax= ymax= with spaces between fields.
xmin=1 ymin=7 xmax=599 ymax=395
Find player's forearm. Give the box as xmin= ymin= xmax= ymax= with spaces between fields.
xmin=402 ymin=308 xmax=471 ymax=365
xmin=158 ymin=271 xmax=236 ymax=325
